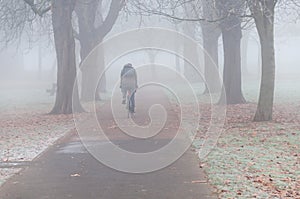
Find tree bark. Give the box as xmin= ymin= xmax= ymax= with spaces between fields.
xmin=50 ymin=0 xmax=83 ymax=114
xmin=219 ymin=17 xmax=246 ymax=104
xmin=201 ymin=0 xmax=221 ymax=94
xmin=75 ymin=0 xmax=102 ymax=101
xmin=253 ymin=2 xmax=276 ymax=121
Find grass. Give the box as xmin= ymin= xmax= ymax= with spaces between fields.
xmin=202 ymin=127 xmax=300 ymax=198
xmin=165 ymin=78 xmax=300 ymax=198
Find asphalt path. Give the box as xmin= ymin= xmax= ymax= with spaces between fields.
xmin=0 ymin=87 xmax=216 ymax=199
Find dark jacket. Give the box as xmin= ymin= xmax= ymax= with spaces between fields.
xmin=120 ymin=65 xmax=138 ymax=89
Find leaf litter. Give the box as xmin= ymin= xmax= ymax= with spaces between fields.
xmin=192 ymin=103 xmax=300 ymax=199
xmin=0 ymin=104 xmax=75 ymax=187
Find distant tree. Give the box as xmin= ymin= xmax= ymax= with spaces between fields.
xmin=98 ymin=0 xmax=300 ymax=121
xmin=174 ymin=23 xmax=182 ymax=74
xmin=0 ymin=0 xmax=124 ymax=112
xmin=241 ymin=31 xmax=250 ymax=76
xmin=217 ymin=0 xmax=246 ymax=104
xmin=0 ymin=0 xmax=83 ymax=114
xmin=182 ymin=5 xmax=202 ymax=83
xmin=145 ymin=50 xmax=159 ymax=78
xmin=201 ymin=0 xmax=222 ymax=94
xmin=129 ymin=0 xmax=247 ymax=104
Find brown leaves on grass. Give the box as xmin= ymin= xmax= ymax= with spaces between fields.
xmin=0 ymin=111 xmax=75 ymax=162
xmin=178 ymin=102 xmax=300 ymax=199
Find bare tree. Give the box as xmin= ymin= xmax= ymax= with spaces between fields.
xmin=174 ymin=23 xmax=182 ymax=74
xmin=129 ymin=0 xmax=247 ymax=103
xmin=0 ymin=0 xmax=51 ymax=45
xmin=201 ymin=0 xmax=222 ymax=94
xmin=1 ymin=0 xmax=124 ymax=112
xmin=241 ymin=31 xmax=250 ymax=76
xmin=246 ymin=0 xmax=300 ymax=121
xmin=74 ymin=0 xmax=124 ymax=101
xmin=181 ymin=3 xmax=204 ymax=83
xmin=50 ymin=0 xmax=83 ymax=114
xmin=112 ymin=0 xmax=300 ymax=120
xmin=0 ymin=0 xmax=84 ymax=114
xmin=247 ymin=0 xmax=277 ymax=121
xmin=145 ymin=50 xmax=159 ymax=78
xmin=217 ymin=0 xmax=246 ymax=104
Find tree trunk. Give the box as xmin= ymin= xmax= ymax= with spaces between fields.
xmin=50 ymin=0 xmax=83 ymax=114
xmin=81 ymin=61 xmax=101 ymax=101
xmin=253 ymin=9 xmax=276 ymax=121
xmin=257 ymin=43 xmax=262 ymax=80
xmin=219 ymin=19 xmax=246 ymax=104
xmin=148 ymin=51 xmax=157 ymax=79
xmin=241 ymin=32 xmax=250 ymax=76
xmin=96 ymin=44 xmax=106 ymax=94
xmin=181 ymin=1 xmax=202 ymax=84
xmin=175 ymin=49 xmax=181 ymax=72
xmin=75 ymin=0 xmax=122 ymax=100
xmin=78 ymin=30 xmax=104 ymax=101
xmin=202 ymin=28 xmax=221 ymax=94
xmin=183 ymin=22 xmax=202 ymax=83
xmin=201 ymin=0 xmax=222 ymax=93
xmin=75 ymin=1 xmax=104 ymax=101
xmin=38 ymin=44 xmax=42 ymax=79
xmin=174 ymin=23 xmax=181 ymax=75
xmin=183 ymin=40 xmax=202 ymax=83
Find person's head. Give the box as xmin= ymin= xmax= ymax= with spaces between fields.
xmin=124 ymin=63 xmax=133 ymax=68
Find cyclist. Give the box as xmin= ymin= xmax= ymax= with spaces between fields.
xmin=120 ymin=63 xmax=138 ymax=112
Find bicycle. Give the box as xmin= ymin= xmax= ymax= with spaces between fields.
xmin=126 ymin=89 xmax=135 ymax=118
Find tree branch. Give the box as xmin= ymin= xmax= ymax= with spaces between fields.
xmin=23 ymin=0 xmax=51 ymax=17
xmin=96 ymin=0 xmax=124 ymax=40
xmin=142 ymin=9 xmax=252 ymax=23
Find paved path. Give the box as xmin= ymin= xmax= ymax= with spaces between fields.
xmin=0 ymin=87 xmax=216 ymax=199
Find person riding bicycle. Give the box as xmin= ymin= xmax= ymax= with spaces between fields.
xmin=120 ymin=63 xmax=138 ymax=112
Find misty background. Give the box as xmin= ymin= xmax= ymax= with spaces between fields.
xmin=1 ymin=10 xmax=300 ymax=109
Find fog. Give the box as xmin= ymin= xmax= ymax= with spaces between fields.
xmin=1 ymin=1 xmax=300 ymax=198
xmin=1 ymin=7 xmax=300 ymax=110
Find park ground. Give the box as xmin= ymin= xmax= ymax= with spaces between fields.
xmin=0 ymin=77 xmax=299 ymax=198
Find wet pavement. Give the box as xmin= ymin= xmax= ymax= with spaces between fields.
xmin=0 ymin=87 xmax=217 ymax=199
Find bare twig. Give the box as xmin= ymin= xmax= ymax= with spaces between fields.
xmin=23 ymin=0 xmax=51 ymax=17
